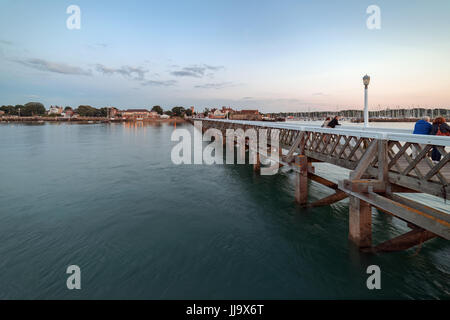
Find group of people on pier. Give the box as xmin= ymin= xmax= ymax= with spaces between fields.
xmin=321 ymin=116 xmax=340 ymax=128
xmin=413 ymin=116 xmax=450 ymax=163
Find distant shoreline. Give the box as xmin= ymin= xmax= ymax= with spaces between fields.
xmin=351 ymin=117 xmax=450 ymax=123
xmin=0 ymin=116 xmax=186 ymax=123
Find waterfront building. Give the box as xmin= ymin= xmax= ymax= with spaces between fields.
xmin=62 ymin=109 xmax=75 ymax=118
xmin=229 ymin=110 xmax=262 ymax=121
xmin=106 ymin=107 xmax=119 ymax=118
xmin=149 ymin=111 xmax=159 ymax=118
xmin=222 ymin=107 xmax=234 ymax=114
xmin=209 ymin=107 xmax=235 ymax=119
xmin=209 ymin=109 xmax=227 ymax=119
xmin=121 ymin=109 xmax=154 ymax=120
xmin=48 ymin=106 xmax=63 ymax=115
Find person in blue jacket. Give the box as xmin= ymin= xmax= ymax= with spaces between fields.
xmin=412 ymin=116 xmax=431 ymax=157
xmin=413 ymin=116 xmax=432 ymax=134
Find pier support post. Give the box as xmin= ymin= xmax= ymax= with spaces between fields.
xmin=349 ymin=196 xmax=372 ymax=248
xmin=253 ymin=152 xmax=261 ymax=173
xmin=295 ymin=155 xmax=308 ymax=205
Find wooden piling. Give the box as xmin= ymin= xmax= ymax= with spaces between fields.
xmin=253 ymin=152 xmax=261 ymax=173
xmin=295 ymin=155 xmax=309 ymax=205
xmin=349 ymin=196 xmax=372 ymax=248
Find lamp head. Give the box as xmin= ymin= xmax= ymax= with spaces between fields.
xmin=363 ymin=74 xmax=370 ymax=87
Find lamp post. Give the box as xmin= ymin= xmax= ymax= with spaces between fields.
xmin=363 ymin=74 xmax=370 ymax=127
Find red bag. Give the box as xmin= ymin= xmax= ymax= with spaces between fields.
xmin=436 ymin=124 xmax=450 ymax=136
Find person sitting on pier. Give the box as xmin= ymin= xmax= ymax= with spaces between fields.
xmin=412 ymin=116 xmax=431 ymax=157
xmin=321 ymin=117 xmax=331 ymax=127
xmin=430 ymin=116 xmax=450 ymax=163
xmin=326 ymin=116 xmax=340 ymax=128
xmin=413 ymin=116 xmax=432 ymax=135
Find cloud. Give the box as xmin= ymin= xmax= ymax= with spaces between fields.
xmin=170 ymin=64 xmax=224 ymax=78
xmin=14 ymin=58 xmax=92 ymax=75
xmin=141 ymin=80 xmax=177 ymax=87
xmin=87 ymin=43 xmax=108 ymax=50
xmin=195 ymin=82 xmax=235 ymax=89
xmin=171 ymin=70 xmax=201 ymax=77
xmin=0 ymin=40 xmax=14 ymax=46
xmin=312 ymin=92 xmax=328 ymax=96
xmin=204 ymin=64 xmax=224 ymax=72
xmin=96 ymin=64 xmax=148 ymax=81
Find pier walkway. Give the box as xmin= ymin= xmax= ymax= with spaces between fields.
xmin=192 ymin=118 xmax=450 ymax=252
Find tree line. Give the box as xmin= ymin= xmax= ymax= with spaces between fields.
xmin=0 ymin=103 xmax=194 ymax=117
xmin=0 ymin=102 xmax=46 ymax=116
xmin=151 ymin=106 xmax=192 ymax=117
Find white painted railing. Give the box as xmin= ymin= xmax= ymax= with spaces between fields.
xmin=195 ymin=118 xmax=450 ymax=147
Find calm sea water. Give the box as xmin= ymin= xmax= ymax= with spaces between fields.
xmin=0 ymin=121 xmax=449 ymax=299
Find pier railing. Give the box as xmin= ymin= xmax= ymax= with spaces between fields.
xmin=199 ymin=119 xmax=450 ymax=200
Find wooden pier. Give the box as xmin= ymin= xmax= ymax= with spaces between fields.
xmin=192 ymin=118 xmax=450 ymax=253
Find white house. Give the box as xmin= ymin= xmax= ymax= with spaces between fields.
xmin=48 ymin=106 xmax=63 ymax=115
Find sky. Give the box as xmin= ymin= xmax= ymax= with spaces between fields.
xmin=0 ymin=0 xmax=449 ymax=112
